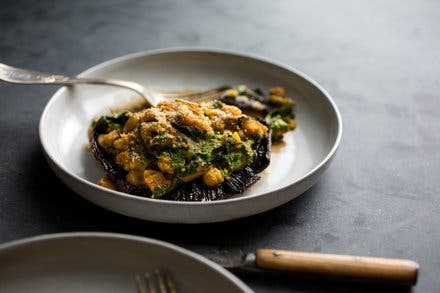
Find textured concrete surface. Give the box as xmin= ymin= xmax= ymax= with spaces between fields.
xmin=1 ymin=0 xmax=439 ymax=292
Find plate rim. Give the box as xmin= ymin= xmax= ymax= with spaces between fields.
xmin=0 ymin=232 xmax=253 ymax=292
xmin=39 ymin=47 xmax=342 ymax=207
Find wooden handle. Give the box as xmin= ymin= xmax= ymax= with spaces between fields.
xmin=255 ymin=249 xmax=419 ymax=285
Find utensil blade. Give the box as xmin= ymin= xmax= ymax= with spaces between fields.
xmin=184 ymin=246 xmax=259 ymax=272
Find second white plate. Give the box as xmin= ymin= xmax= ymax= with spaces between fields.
xmin=39 ymin=48 xmax=342 ymax=223
xmin=0 ymin=232 xmax=252 ymax=293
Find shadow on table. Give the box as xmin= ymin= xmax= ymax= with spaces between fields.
xmin=236 ymin=271 xmax=414 ymax=293
xmin=20 ymin=143 xmax=315 ymax=244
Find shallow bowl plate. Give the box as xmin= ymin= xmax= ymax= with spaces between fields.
xmin=39 ymin=48 xmax=342 ymax=223
xmin=0 ymin=232 xmax=252 ymax=293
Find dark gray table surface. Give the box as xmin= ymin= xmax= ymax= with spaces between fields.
xmin=1 ymin=0 xmax=439 ymax=292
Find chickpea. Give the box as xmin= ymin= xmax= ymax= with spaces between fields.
xmin=113 ymin=135 xmax=130 ymax=151
xmin=268 ymin=95 xmax=287 ymax=105
xmin=225 ymin=89 xmax=238 ymax=97
xmin=232 ymin=132 xmax=242 ymax=144
xmin=242 ymin=119 xmax=268 ymax=137
xmin=126 ymin=170 xmax=145 ymax=186
xmin=269 ymin=86 xmax=285 ymax=97
xmin=202 ymin=167 xmax=224 ymax=186
xmin=144 ymin=170 xmax=169 ymax=191
xmin=97 ymin=130 xmax=119 ymax=148
xmin=123 ymin=114 xmax=140 ymax=132
xmin=286 ymin=118 xmax=296 ymax=130
xmin=157 ymin=155 xmax=174 ymax=174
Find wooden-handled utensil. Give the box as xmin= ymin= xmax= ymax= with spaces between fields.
xmin=255 ymin=249 xmax=419 ymax=285
xmin=191 ymin=247 xmax=419 ymax=286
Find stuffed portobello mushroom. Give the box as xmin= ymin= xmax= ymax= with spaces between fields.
xmin=89 ymin=86 xmax=295 ymax=201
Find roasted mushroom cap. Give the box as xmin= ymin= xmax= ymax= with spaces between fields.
xmin=219 ymin=85 xmax=296 ymax=141
xmin=89 ymin=127 xmax=271 ymax=201
xmin=89 ymin=85 xmax=295 ymax=202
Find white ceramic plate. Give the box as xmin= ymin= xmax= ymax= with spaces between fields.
xmin=0 ymin=232 xmax=252 ymax=293
xmin=39 ymin=48 xmax=342 ymax=223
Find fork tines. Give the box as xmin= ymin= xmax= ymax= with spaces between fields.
xmin=136 ymin=269 xmax=177 ymax=293
xmin=162 ymin=86 xmax=229 ymax=103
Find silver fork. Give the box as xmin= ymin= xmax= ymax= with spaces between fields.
xmin=0 ymin=63 xmax=227 ymax=107
xmin=135 ymin=269 xmax=177 ymax=293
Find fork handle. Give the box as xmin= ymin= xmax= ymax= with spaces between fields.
xmin=0 ymin=62 xmax=75 ymax=84
xmin=0 ymin=63 xmax=150 ymax=104
xmin=255 ymin=249 xmax=419 ymax=285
